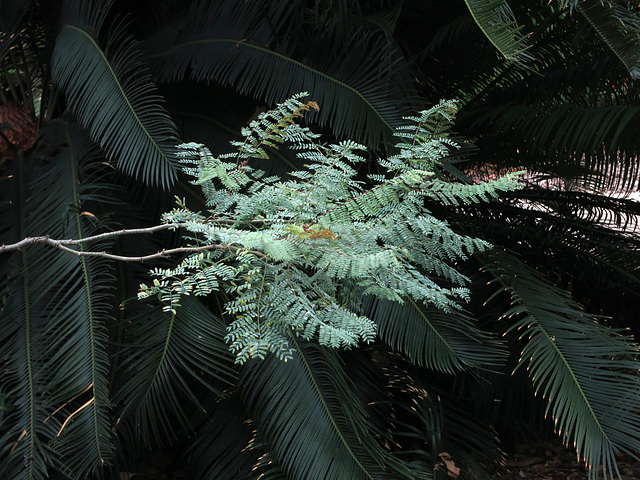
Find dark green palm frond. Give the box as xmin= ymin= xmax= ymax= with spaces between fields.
xmin=463 ymin=0 xmax=534 ymax=64
xmin=0 ymin=122 xmax=116 ymax=478
xmin=337 ymin=348 xmax=441 ymax=476
xmin=548 ymin=190 xmax=640 ymax=231
xmin=240 ymin=338 xmax=416 ymax=480
xmin=37 ymin=124 xmax=115 ymax=478
xmin=0 ymin=147 xmax=60 ymax=479
xmin=478 ymin=102 xmax=640 ymax=191
xmin=486 ymin=103 xmax=640 ymax=157
xmin=577 ymin=0 xmax=640 ymax=78
xmin=436 ymin=389 xmax=504 ymax=479
xmin=0 ymin=243 xmax=60 ymax=479
xmin=364 ymin=296 xmax=505 ymax=373
xmin=508 ymin=188 xmax=640 ymax=239
xmin=185 ymin=395 xmax=264 ymax=480
xmin=421 ymin=13 xmax=478 ymax=59
xmin=142 ymin=1 xmax=415 ymax=147
xmin=460 ymin=187 xmax=640 ymax=300
xmin=51 ymin=0 xmax=180 ymax=188
xmin=485 ymin=251 xmax=640 ymax=479
xmin=0 ymin=249 xmax=61 ymax=480
xmin=341 ymin=349 xmax=502 ymax=479
xmin=116 ymin=296 xmax=236 ymax=445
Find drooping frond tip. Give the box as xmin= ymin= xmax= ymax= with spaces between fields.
xmin=464 ymin=0 xmax=534 ymax=65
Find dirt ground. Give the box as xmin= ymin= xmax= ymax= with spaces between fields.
xmin=497 ymin=441 xmax=640 ymax=480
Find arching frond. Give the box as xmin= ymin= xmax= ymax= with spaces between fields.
xmin=116 ymin=296 xmax=236 ymax=445
xmin=365 ymin=296 xmax=505 ymax=372
xmin=479 ymin=102 xmax=640 ymax=192
xmin=240 ymin=338 xmax=415 ymax=480
xmin=51 ymin=0 xmax=180 ymax=187
xmin=0 ymin=249 xmax=59 ymax=480
xmin=185 ymin=395 xmax=263 ymax=480
xmin=0 ymin=121 xmax=115 ymax=478
xmin=463 ymin=0 xmax=533 ymax=64
xmin=577 ymin=0 xmax=640 ymax=78
xmin=486 ymin=251 xmax=640 ymax=479
xmin=142 ymin=1 xmax=414 ymax=147
xmin=459 ymin=187 xmax=640 ymax=303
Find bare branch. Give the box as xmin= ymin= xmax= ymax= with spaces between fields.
xmin=0 ymin=223 xmax=181 ymax=254
xmin=0 ymin=223 xmax=268 ymax=262
xmin=53 ymin=242 xmax=233 ymax=262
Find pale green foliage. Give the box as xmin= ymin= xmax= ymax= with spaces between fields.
xmin=139 ymin=93 xmax=522 ymax=363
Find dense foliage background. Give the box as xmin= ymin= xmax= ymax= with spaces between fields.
xmin=1 ymin=1 xmax=640 ymax=479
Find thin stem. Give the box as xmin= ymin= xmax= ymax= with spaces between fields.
xmin=0 ymin=224 xmax=181 ymax=253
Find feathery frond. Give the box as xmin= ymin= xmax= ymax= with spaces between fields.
xmin=146 ymin=95 xmax=521 ymax=363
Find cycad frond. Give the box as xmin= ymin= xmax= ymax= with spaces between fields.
xmin=365 ymin=296 xmax=505 ymax=373
xmin=480 ymin=102 xmax=640 ymax=191
xmin=461 ymin=186 xmax=640 ymax=304
xmin=0 ymin=122 xmax=115 ymax=478
xmin=577 ymin=0 xmax=640 ymax=78
xmin=240 ymin=338 xmax=415 ymax=480
xmin=0 ymin=253 xmax=59 ymax=480
xmin=143 ymin=1 xmax=414 ymax=147
xmin=486 ymin=251 xmax=640 ymax=479
xmin=463 ymin=0 xmax=533 ymax=64
xmin=186 ymin=396 xmax=263 ymax=480
xmin=116 ymin=296 xmax=236 ymax=445
xmin=51 ymin=0 xmax=180 ymax=187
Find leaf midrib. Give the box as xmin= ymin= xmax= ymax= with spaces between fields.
xmin=19 ymin=157 xmax=36 ymax=480
xmin=144 ymin=38 xmax=395 ymax=137
xmin=67 ymin=126 xmax=105 ymax=460
xmin=290 ymin=335 xmax=374 ymax=480
xmin=59 ymin=25 xmax=175 ymax=183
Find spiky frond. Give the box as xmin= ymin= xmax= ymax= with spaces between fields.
xmin=486 ymin=251 xmax=640 ymax=479
xmin=0 ymin=121 xmax=115 ymax=478
xmin=365 ymin=297 xmax=505 ymax=373
xmin=142 ymin=1 xmax=415 ymax=147
xmin=185 ymin=395 xmax=263 ymax=480
xmin=577 ymin=0 xmax=640 ymax=78
xmin=240 ymin=339 xmax=415 ymax=480
xmin=115 ymin=296 xmax=236 ymax=444
xmin=51 ymin=0 xmax=180 ymax=187
xmin=463 ymin=0 xmax=533 ymax=64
